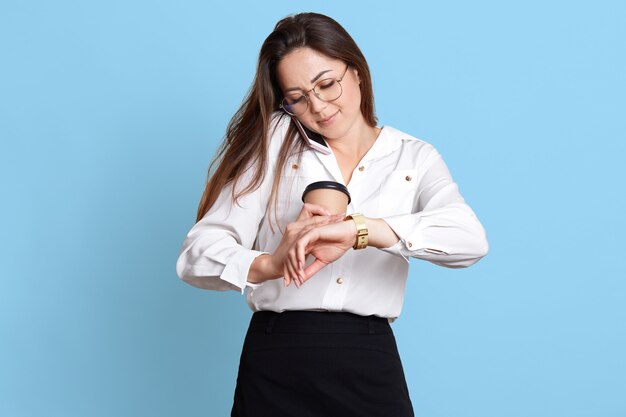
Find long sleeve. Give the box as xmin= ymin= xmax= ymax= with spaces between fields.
xmin=175 ymin=116 xmax=287 ymax=293
xmin=381 ymin=145 xmax=489 ymax=268
xmin=179 ymin=123 xmax=488 ymax=319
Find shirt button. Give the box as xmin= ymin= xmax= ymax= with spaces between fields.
xmin=336 ymin=277 xmax=344 ymax=284
xmin=405 ymin=175 xmax=412 ymax=181
xmin=292 ymin=163 xmax=299 ymax=170
xmin=407 ymin=241 xmax=413 ymax=248
xmin=358 ymin=165 xmax=365 ymax=172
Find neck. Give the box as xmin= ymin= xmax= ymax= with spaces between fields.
xmin=327 ymin=121 xmax=381 ymax=160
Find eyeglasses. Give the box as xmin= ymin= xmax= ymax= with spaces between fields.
xmin=279 ymin=65 xmax=350 ymax=116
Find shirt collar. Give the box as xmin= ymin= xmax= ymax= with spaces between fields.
xmin=359 ymin=125 xmax=403 ymax=163
xmin=310 ymin=125 xmax=404 ymax=158
xmin=309 ymin=125 xmax=405 ymax=184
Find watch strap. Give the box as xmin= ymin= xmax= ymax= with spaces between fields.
xmin=345 ymin=213 xmax=368 ymax=250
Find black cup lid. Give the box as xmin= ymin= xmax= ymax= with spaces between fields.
xmin=302 ymin=181 xmax=351 ymax=204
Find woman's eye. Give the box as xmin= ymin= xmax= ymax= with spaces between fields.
xmin=318 ymin=80 xmax=336 ymax=90
xmin=285 ymin=95 xmax=306 ymax=104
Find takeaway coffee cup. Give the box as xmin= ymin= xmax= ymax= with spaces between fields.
xmin=302 ymin=181 xmax=351 ymax=215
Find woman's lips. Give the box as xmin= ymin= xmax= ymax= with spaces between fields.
xmin=317 ymin=111 xmax=339 ymax=127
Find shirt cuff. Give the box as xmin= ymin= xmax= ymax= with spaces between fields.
xmin=382 ymin=213 xmax=453 ymax=258
xmin=220 ymin=250 xmax=269 ymax=295
xmin=245 ymin=280 xmax=263 ymax=290
xmin=380 ymin=240 xmax=409 ymax=263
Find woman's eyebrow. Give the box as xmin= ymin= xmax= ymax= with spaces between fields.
xmin=284 ymin=69 xmax=333 ymax=93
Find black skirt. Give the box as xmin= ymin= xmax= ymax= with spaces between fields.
xmin=231 ymin=311 xmax=414 ymax=417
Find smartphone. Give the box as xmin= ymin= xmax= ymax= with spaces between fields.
xmin=291 ymin=116 xmax=331 ymax=155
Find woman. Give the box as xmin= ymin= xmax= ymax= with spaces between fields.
xmin=176 ymin=12 xmax=488 ymax=417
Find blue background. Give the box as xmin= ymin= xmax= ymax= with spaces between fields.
xmin=1 ymin=1 xmax=625 ymax=416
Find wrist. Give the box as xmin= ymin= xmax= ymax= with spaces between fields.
xmin=344 ymin=213 xmax=368 ymax=249
xmin=363 ymin=217 xmax=401 ymax=249
xmin=248 ymin=254 xmax=280 ymax=284
xmin=264 ymin=254 xmax=283 ymax=280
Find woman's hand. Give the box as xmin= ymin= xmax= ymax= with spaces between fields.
xmin=265 ymin=203 xmax=344 ymax=287
xmin=284 ymin=220 xmax=357 ymax=287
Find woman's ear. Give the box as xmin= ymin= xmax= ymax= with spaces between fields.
xmin=352 ymin=67 xmax=361 ymax=84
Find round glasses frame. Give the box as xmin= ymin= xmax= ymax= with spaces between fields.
xmin=279 ymin=65 xmax=350 ymax=116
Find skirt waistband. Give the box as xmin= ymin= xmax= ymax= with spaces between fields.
xmin=248 ymin=310 xmax=391 ymax=334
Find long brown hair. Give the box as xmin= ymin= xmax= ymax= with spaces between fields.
xmin=195 ymin=12 xmax=377 ymax=223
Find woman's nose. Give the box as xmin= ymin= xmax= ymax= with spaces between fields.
xmin=308 ymin=93 xmax=327 ymax=114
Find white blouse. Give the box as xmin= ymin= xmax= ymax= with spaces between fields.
xmin=176 ymin=114 xmax=488 ymax=321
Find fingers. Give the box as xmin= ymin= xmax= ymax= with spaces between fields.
xmin=283 ymin=265 xmax=291 ymax=287
xmin=282 ymin=234 xmax=311 ymax=285
xmin=289 ymin=227 xmax=315 ymax=278
xmin=296 ymin=237 xmax=307 ymax=277
xmin=286 ymin=246 xmax=304 ymax=288
xmin=284 ymin=258 xmax=302 ymax=288
xmin=294 ymin=232 xmax=316 ymax=283
xmin=287 ymin=229 xmax=317 ymax=287
xmin=299 ymin=213 xmax=343 ymax=230
xmin=291 ymin=257 xmax=329 ymax=288
xmin=283 ymin=264 xmax=301 ymax=288
xmin=330 ymin=213 xmax=346 ymax=222
xmin=281 ymin=212 xmax=346 ymax=289
xmin=287 ymin=213 xmax=343 ymax=240
xmin=303 ymin=258 xmax=328 ymax=279
xmin=297 ymin=203 xmax=331 ymax=220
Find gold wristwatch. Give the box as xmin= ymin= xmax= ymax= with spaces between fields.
xmin=344 ymin=213 xmax=368 ymax=250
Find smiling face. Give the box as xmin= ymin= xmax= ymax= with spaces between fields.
xmin=276 ymin=47 xmax=368 ymax=141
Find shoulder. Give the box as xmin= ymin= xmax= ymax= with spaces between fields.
xmin=267 ymin=112 xmax=292 ymax=154
xmin=269 ymin=111 xmax=291 ymax=134
xmin=233 ymin=112 xmax=290 ymax=191
xmin=380 ymin=124 xmax=441 ymax=163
